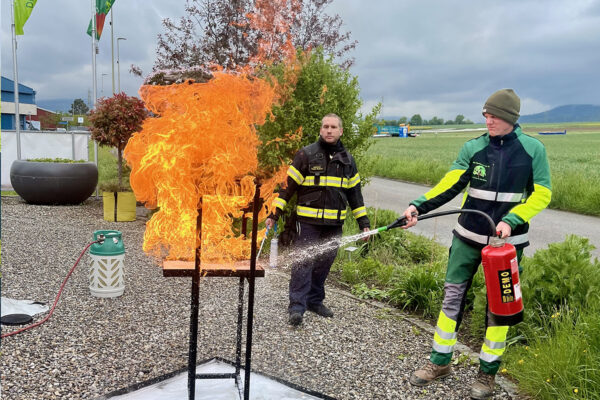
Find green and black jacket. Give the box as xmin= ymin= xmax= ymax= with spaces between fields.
xmin=270 ymin=138 xmax=370 ymax=229
xmin=411 ymin=125 xmax=551 ymax=249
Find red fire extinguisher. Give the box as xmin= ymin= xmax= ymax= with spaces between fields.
xmin=386 ymin=209 xmax=524 ymax=325
xmin=481 ymin=236 xmax=523 ymax=325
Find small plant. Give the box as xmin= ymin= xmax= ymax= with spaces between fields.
xmin=26 ymin=158 xmax=86 ymax=163
xmin=374 ymin=308 xmax=395 ymax=320
xmin=98 ymin=179 xmax=132 ymax=193
xmin=452 ymin=352 xmax=472 ymax=367
xmin=351 ymin=283 xmax=389 ymax=301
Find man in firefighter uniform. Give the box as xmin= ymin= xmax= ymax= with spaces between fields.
xmin=266 ymin=113 xmax=370 ymax=326
xmin=402 ymin=89 xmax=552 ymax=399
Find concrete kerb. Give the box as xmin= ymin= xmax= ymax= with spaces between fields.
xmin=267 ymin=268 xmax=523 ymax=399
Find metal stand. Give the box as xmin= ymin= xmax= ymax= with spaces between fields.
xmin=163 ymin=182 xmax=264 ymax=400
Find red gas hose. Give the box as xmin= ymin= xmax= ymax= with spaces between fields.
xmin=1 ymin=240 xmax=100 ymax=339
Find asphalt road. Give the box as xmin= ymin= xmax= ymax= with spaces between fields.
xmin=363 ymin=177 xmax=600 ymax=259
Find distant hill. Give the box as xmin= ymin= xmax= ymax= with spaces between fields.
xmin=520 ymin=104 xmax=600 ymax=123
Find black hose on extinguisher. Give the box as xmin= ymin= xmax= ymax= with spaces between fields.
xmin=382 ymin=209 xmax=498 ymax=237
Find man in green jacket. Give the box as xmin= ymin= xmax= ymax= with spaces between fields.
xmin=403 ymin=89 xmax=552 ymax=399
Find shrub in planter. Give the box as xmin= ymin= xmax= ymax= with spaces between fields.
xmin=89 ymin=93 xmax=147 ymax=221
xmin=9 ymin=158 xmax=98 ymax=205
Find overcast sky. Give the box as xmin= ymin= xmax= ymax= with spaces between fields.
xmin=2 ymin=0 xmax=599 ymax=122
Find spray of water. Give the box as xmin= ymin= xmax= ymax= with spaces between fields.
xmin=269 ymin=229 xmax=383 ymax=269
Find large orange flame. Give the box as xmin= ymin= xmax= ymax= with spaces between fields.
xmin=124 ymin=72 xmax=287 ymax=263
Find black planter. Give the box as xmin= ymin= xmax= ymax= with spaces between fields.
xmin=10 ymin=160 xmax=98 ymax=205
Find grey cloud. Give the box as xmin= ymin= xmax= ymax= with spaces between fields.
xmin=2 ymin=0 xmax=598 ymax=122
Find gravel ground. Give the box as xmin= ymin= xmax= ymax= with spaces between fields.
xmin=1 ymin=196 xmax=520 ymax=399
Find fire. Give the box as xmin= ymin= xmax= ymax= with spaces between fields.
xmin=124 ymin=72 xmax=288 ymax=263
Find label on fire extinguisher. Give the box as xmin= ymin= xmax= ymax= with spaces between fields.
xmin=498 ymin=269 xmax=515 ymax=303
xmin=514 ymin=282 xmax=522 ymax=301
xmin=510 ymin=257 xmax=519 ymax=274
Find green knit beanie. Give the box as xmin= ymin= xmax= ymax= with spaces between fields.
xmin=482 ymin=89 xmax=520 ymax=125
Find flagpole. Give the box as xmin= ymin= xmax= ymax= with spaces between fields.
xmin=91 ymin=0 xmax=98 ymax=107
xmin=11 ymin=1 xmax=22 ymax=160
xmin=111 ymin=7 xmax=115 ymax=95
xmin=92 ymin=0 xmax=99 ymax=198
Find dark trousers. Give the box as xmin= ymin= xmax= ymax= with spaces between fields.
xmin=288 ymin=222 xmax=343 ymax=314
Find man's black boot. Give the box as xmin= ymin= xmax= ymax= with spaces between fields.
xmin=289 ymin=312 xmax=303 ymax=326
xmin=307 ymin=303 xmax=334 ymax=318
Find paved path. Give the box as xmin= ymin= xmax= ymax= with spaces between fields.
xmin=363 ymin=177 xmax=600 ymax=258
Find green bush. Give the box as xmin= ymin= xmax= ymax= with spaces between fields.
xmin=387 ymin=261 xmax=446 ymax=318
xmin=521 ymin=235 xmax=600 ymax=318
xmin=257 ymin=48 xmax=380 ymax=176
xmin=403 ymin=233 xmax=446 ymax=264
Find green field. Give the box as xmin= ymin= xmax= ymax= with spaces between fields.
xmin=366 ymin=122 xmax=600 ymax=216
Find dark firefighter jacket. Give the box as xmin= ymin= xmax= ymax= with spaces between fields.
xmin=410 ymin=125 xmax=552 ymax=249
xmin=270 ymin=138 xmax=370 ymax=230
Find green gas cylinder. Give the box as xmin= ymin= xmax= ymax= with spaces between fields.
xmin=89 ymin=230 xmax=126 ymax=298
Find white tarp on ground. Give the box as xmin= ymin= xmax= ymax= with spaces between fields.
xmin=1 ymin=297 xmax=49 ymax=317
xmin=1 ymin=130 xmax=90 ymax=190
xmin=108 ymin=359 xmax=321 ymax=400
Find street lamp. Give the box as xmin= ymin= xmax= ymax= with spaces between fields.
xmin=117 ymin=37 xmax=127 ymax=93
xmin=101 ymin=73 xmax=109 ymax=97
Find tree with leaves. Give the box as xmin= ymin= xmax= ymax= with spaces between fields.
xmin=257 ymin=48 xmax=380 ymax=178
xmin=410 ymin=114 xmax=423 ymax=126
xmin=146 ymin=0 xmax=356 ymax=75
xmin=89 ymin=93 xmax=147 ymax=190
xmin=70 ymin=98 xmax=89 ymax=115
xmin=428 ymin=116 xmax=444 ymax=125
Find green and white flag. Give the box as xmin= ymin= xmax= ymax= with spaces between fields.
xmin=14 ymin=0 xmax=37 ymax=35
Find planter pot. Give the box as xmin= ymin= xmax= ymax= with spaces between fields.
xmin=103 ymin=191 xmax=136 ymax=221
xmin=10 ymin=160 xmax=98 ymax=205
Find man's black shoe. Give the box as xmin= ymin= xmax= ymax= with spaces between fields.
xmin=307 ymin=303 xmax=334 ymax=318
xmin=289 ymin=312 xmax=303 ymax=326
